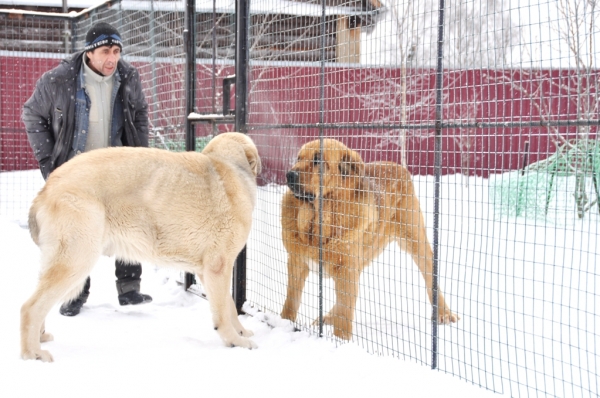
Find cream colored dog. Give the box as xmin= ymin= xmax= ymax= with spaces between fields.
xmin=281 ymin=139 xmax=459 ymax=340
xmin=21 ymin=132 xmax=261 ymax=362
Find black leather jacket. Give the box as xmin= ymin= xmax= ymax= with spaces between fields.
xmin=22 ymin=51 xmax=149 ymax=179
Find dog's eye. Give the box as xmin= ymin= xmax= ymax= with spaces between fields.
xmin=313 ymin=152 xmax=321 ymax=165
xmin=339 ymin=155 xmax=355 ymax=176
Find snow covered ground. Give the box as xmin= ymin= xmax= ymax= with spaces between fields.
xmin=1 ymin=224 xmax=502 ymax=398
xmin=1 ymin=0 xmax=598 ymax=395
xmin=1 ymin=168 xmax=599 ymax=397
xmin=0 ymin=170 xmax=505 ymax=398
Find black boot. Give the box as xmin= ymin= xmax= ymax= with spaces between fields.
xmin=118 ymin=290 xmax=153 ymax=305
xmin=59 ymin=298 xmax=85 ymax=316
xmin=59 ymin=277 xmax=91 ymax=316
xmin=116 ymin=278 xmax=153 ymax=306
xmin=115 ymin=260 xmax=152 ymax=306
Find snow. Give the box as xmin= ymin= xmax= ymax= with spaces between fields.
xmin=2 ymin=167 xmax=599 ymax=397
xmin=0 ymin=0 xmax=100 ymax=7
xmin=0 ymin=0 xmax=369 ymax=17
xmin=0 ymin=170 xmax=503 ymax=398
xmin=1 ymin=0 xmax=598 ymax=394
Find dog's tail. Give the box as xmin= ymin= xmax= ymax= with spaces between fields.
xmin=28 ymin=199 xmax=41 ymax=246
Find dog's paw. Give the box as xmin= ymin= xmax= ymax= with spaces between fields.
xmin=332 ymin=327 xmax=352 ymax=341
xmin=239 ymin=328 xmax=254 ymax=338
xmin=219 ymin=326 xmax=257 ymax=349
xmin=22 ymin=349 xmax=54 ymax=362
xmin=315 ymin=313 xmax=353 ymax=341
xmin=229 ymin=336 xmax=257 ymax=350
xmin=40 ymin=332 xmax=54 ymax=343
xmin=280 ymin=307 xmax=297 ymax=322
xmin=438 ymin=310 xmax=460 ymax=324
xmin=314 ymin=309 xmax=337 ymax=326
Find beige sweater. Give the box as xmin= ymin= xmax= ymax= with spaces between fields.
xmin=83 ymin=55 xmax=115 ymax=152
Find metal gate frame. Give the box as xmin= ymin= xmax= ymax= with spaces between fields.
xmin=182 ymin=0 xmax=250 ymax=315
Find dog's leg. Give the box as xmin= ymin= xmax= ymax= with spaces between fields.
xmin=398 ymin=202 xmax=459 ymax=325
xmin=322 ymin=267 xmax=360 ymax=341
xmin=40 ymin=320 xmax=53 ymax=343
xmin=21 ymin=263 xmax=91 ymax=362
xmin=280 ymin=255 xmax=309 ymax=322
xmin=227 ymin=295 xmax=254 ymax=337
xmin=21 ymin=290 xmax=55 ymax=362
xmin=22 ymin=209 xmax=102 ymax=362
xmin=196 ymin=274 xmax=254 ymax=337
xmin=202 ymin=256 xmax=256 ymax=349
xmin=406 ymin=242 xmax=459 ymax=324
xmin=196 ymin=272 xmax=253 ymax=338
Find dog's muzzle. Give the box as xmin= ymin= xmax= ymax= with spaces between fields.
xmin=286 ymin=170 xmax=315 ymax=202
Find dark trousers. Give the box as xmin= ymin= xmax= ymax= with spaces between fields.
xmin=79 ymin=260 xmax=143 ymax=299
xmin=115 ymin=259 xmax=142 ymax=281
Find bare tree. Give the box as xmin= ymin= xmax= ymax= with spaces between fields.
xmin=489 ymin=0 xmax=600 ymax=217
xmin=356 ymin=0 xmax=516 ymax=172
xmin=556 ymin=0 xmax=599 ymax=139
xmin=443 ymin=0 xmax=518 ymax=68
xmin=493 ymin=0 xmax=598 ymax=146
xmin=555 ymin=0 xmax=599 ymax=215
xmin=363 ymin=0 xmax=518 ymax=68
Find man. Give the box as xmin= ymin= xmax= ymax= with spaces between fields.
xmin=22 ymin=22 xmax=153 ymax=316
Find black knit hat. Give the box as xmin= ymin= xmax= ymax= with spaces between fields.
xmin=85 ymin=22 xmax=123 ymax=52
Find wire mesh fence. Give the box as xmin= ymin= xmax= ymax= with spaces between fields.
xmin=0 ymin=0 xmax=188 ymax=218
xmin=243 ymin=3 xmax=599 ymax=398
xmin=1 ymin=1 xmax=599 ymax=397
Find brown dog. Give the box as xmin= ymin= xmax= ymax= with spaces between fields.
xmin=280 ymin=139 xmax=459 ymax=340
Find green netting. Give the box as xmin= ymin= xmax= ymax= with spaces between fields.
xmin=490 ymin=139 xmax=600 ymax=222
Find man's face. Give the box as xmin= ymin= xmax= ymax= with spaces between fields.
xmin=86 ymin=45 xmax=121 ymax=76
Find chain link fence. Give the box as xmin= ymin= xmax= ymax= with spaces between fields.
xmin=1 ymin=1 xmax=598 ymax=397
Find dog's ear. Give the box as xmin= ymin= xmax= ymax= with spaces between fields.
xmin=339 ymin=152 xmax=364 ymax=177
xmin=247 ymin=149 xmax=262 ymax=176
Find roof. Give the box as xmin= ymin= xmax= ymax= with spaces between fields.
xmin=0 ymin=0 xmax=379 ymax=17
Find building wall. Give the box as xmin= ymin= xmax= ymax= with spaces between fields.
xmin=2 ymin=55 xmax=596 ymax=183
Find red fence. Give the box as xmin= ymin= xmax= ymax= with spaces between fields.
xmin=1 ymin=57 xmax=59 ymax=172
xmin=2 ymin=55 xmax=598 ymax=183
xmin=245 ymin=66 xmax=599 ymax=183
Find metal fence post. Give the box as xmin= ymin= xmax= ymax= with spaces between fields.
xmin=432 ymin=0 xmax=447 ymax=370
xmin=184 ymin=0 xmax=196 ymax=153
xmin=183 ymin=0 xmax=196 ymax=290
xmin=61 ymin=0 xmax=70 ymax=54
xmin=317 ymin=0 xmax=326 ymax=338
xmin=233 ymin=0 xmax=249 ymax=314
